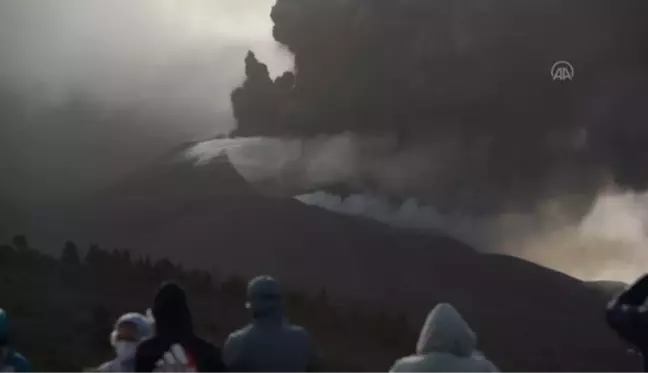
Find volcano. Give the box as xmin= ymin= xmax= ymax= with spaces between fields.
xmin=78 ymin=139 xmax=637 ymax=371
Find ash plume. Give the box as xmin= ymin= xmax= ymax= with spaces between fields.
xmin=231 ymin=0 xmax=648 ymax=207
xmin=207 ymin=0 xmax=648 ymax=281
xmin=186 ymin=134 xmax=648 ymax=282
xmin=3 ymin=0 xmax=648 ymax=283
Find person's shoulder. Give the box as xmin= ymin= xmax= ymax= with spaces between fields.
xmin=187 ymin=335 xmax=223 ymax=357
xmin=483 ymin=360 xmax=500 ymax=372
xmin=287 ymin=323 xmax=307 ymax=332
xmin=188 ymin=337 xmax=226 ymax=371
xmin=606 ymin=300 xmax=644 ymax=328
xmin=469 ymin=353 xmax=499 ymax=372
xmin=290 ymin=324 xmax=316 ymax=346
xmin=227 ymin=324 xmax=253 ymax=341
xmin=286 ymin=323 xmax=310 ymax=337
xmin=7 ymin=350 xmax=32 ymax=372
xmin=8 ymin=350 xmax=29 ymax=362
xmin=389 ymin=355 xmax=422 ymax=372
xmin=95 ymin=360 xmax=115 ymax=372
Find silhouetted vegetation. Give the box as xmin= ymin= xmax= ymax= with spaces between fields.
xmin=0 ymin=234 xmax=416 ymax=371
xmin=12 ymin=234 xmax=29 ymax=251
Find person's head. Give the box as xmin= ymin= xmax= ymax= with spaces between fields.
xmin=110 ymin=313 xmax=153 ymax=361
xmin=0 ymin=309 xmax=8 ymax=348
xmin=152 ymin=282 xmax=193 ymax=337
xmin=246 ymin=275 xmax=283 ymax=319
xmin=416 ymin=303 xmax=477 ymax=358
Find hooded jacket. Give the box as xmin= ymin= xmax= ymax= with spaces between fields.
xmin=134 ymin=282 xmax=225 ymax=372
xmin=606 ymin=274 xmax=648 ymax=371
xmin=222 ymin=276 xmax=317 ymax=372
xmin=390 ymin=303 xmax=498 ymax=372
xmin=0 ymin=309 xmax=31 ymax=372
xmin=96 ymin=313 xmax=153 ymax=372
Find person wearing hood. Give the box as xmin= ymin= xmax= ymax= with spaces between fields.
xmin=134 ymin=282 xmax=225 ymax=372
xmin=389 ymin=303 xmax=498 ymax=372
xmin=606 ymin=273 xmax=648 ymax=371
xmin=0 ymin=309 xmax=31 ymax=372
xmin=96 ymin=313 xmax=153 ymax=372
xmin=222 ymin=275 xmax=318 ymax=372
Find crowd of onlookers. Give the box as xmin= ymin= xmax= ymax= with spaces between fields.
xmin=2 ymin=273 xmax=648 ymax=372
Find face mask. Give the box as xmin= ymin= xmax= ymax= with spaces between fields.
xmin=114 ymin=341 xmax=139 ymax=361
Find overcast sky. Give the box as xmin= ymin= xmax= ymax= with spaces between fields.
xmin=0 ymin=0 xmax=293 ymax=119
xmin=0 ymin=0 xmax=293 ymax=205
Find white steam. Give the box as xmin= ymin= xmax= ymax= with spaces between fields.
xmin=521 ymin=192 xmax=648 ymax=283
xmin=296 ymin=190 xmax=648 ymax=283
xmin=187 ymin=132 xmax=475 ymax=197
xmin=187 ymin=135 xmax=648 ymax=283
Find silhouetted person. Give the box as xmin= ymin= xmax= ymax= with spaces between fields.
xmin=607 ymin=274 xmax=648 ymax=371
xmin=390 ymin=303 xmax=498 ymax=372
xmin=135 ymin=282 xmax=225 ymax=372
xmin=222 ymin=275 xmax=318 ymax=372
xmin=96 ymin=313 xmax=153 ymax=372
xmin=0 ymin=309 xmax=31 ymax=372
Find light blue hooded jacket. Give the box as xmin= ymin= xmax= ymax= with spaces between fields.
xmin=390 ymin=303 xmax=499 ymax=372
xmin=0 ymin=309 xmax=31 ymax=372
xmin=223 ymin=276 xmax=317 ymax=372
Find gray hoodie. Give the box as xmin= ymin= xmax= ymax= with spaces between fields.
xmin=222 ymin=276 xmax=317 ymax=372
xmin=390 ymin=303 xmax=499 ymax=372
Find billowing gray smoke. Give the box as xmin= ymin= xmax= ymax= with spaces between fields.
xmin=296 ymin=190 xmax=648 ymax=283
xmin=187 ymin=133 xmax=648 ymax=283
xmin=228 ymin=0 xmax=648 ymax=221
xmin=205 ymin=0 xmax=648 ymax=281
xmin=3 ymin=0 xmax=648 ymax=283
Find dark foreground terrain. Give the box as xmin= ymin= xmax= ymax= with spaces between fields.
xmin=0 ymin=232 xmax=641 ymax=371
xmin=0 ymin=236 xmax=417 ymax=371
xmin=61 ymin=150 xmax=638 ymax=372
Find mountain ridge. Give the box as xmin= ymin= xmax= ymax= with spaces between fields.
xmin=76 ymin=145 xmax=636 ymax=371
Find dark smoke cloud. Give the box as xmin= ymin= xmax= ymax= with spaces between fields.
xmin=586 ymin=73 xmax=648 ymax=189
xmin=230 ymin=0 xmax=648 ymax=214
xmin=2 ymin=0 xmax=648 ymax=282
xmin=194 ymin=0 xmax=648 ymax=281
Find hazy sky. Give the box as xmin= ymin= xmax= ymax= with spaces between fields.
xmin=0 ymin=0 xmax=292 ymax=117
xmin=3 ymin=1 xmax=646 ymax=283
xmin=0 ymin=0 xmax=293 ymax=204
